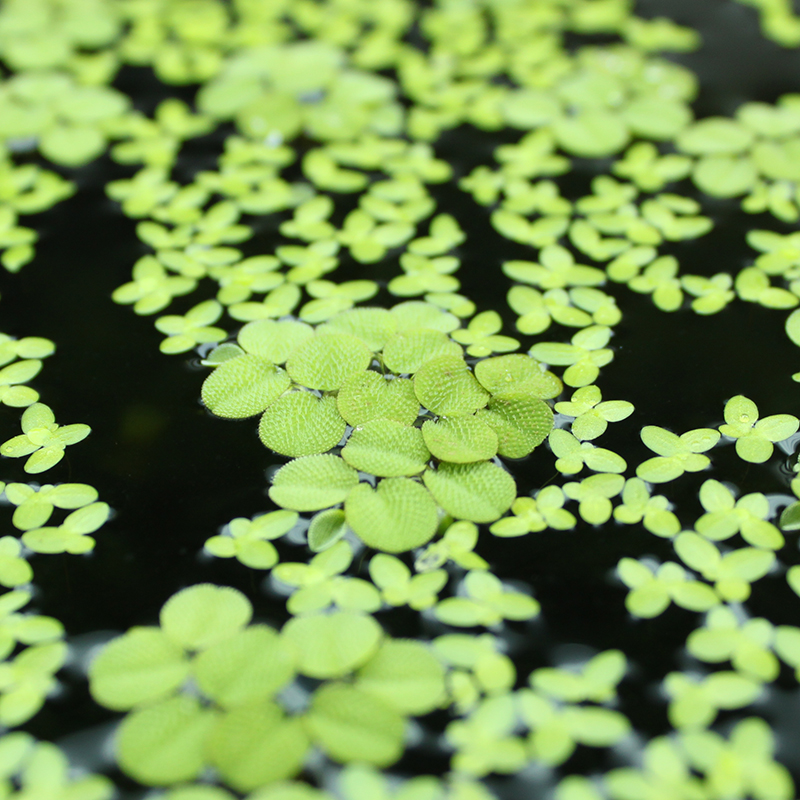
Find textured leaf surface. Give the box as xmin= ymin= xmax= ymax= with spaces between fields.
xmin=89 ymin=627 xmax=189 ymax=711
xmin=474 ymin=354 xmax=562 ymax=398
xmin=341 ymin=420 xmax=429 ymax=477
xmin=478 ymin=391 xmax=553 ymax=458
xmin=160 ymin=584 xmax=252 ymax=651
xmin=321 ymin=308 xmax=397 ymax=351
xmin=423 ymin=462 xmax=516 ymax=523
xmin=201 ymin=355 xmax=290 ymax=419
xmin=382 ymin=329 xmax=462 ymax=374
xmin=207 ymin=703 xmax=308 ymax=791
xmin=345 ymin=478 xmax=438 ymax=552
xmin=422 ymin=416 xmax=498 ymax=463
xmin=356 ymin=639 xmax=445 ymax=714
xmin=414 ymin=356 xmax=489 ymax=416
xmin=193 ymin=625 xmax=296 ymax=708
xmin=269 ymin=455 xmax=359 ymax=511
xmin=258 ymin=392 xmax=345 ymax=457
xmin=306 ymin=684 xmax=404 ymax=766
xmin=281 ymin=611 xmax=382 ymax=678
xmin=336 ymin=372 xmax=419 ymax=426
xmin=286 ymin=332 xmax=372 ymax=390
xmin=237 ymin=320 xmax=313 ymax=364
xmin=117 ymin=697 xmax=215 ymax=786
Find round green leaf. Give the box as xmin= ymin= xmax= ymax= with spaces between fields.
xmin=382 ymin=329 xmax=463 ymax=374
xmin=269 ymin=455 xmax=359 ymax=511
xmin=345 ymin=478 xmax=438 ymax=552
xmin=477 ymin=391 xmax=554 ymax=458
xmin=321 ymin=308 xmax=397 ymax=351
xmin=414 ymin=356 xmax=489 ymax=416
xmin=259 ymin=392 xmax=346 ymax=457
xmin=207 ymin=703 xmax=308 ymax=791
xmin=474 ymin=354 xmax=562 ymax=398
xmin=421 ymin=416 xmax=498 ymax=463
xmin=553 ymin=110 xmax=630 ymax=158
xmin=40 ymin=124 xmax=105 ymax=167
xmin=356 ymin=639 xmax=445 ymax=715
xmin=306 ymin=683 xmax=405 ymax=766
xmin=201 ymin=355 xmax=291 ymax=419
xmin=89 ymin=627 xmax=189 ymax=711
xmin=281 ymin=611 xmax=383 ymax=679
xmin=307 ymin=509 xmax=349 ymax=552
xmin=116 ymin=696 xmax=216 ymax=786
xmin=341 ymin=420 xmax=430 ymax=477
xmin=160 ymin=584 xmax=252 ymax=651
xmin=423 ymin=461 xmax=516 ymax=523
xmin=237 ymin=320 xmax=313 ymax=364
xmin=337 ymin=372 xmax=420 ymax=426
xmin=286 ymin=333 xmax=372 ymax=391
xmin=193 ymin=625 xmax=295 ymax=708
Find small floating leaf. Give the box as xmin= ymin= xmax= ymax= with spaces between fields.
xmin=282 ymin=611 xmax=383 ymax=679
xmin=478 ymin=391 xmax=553 ymax=458
xmin=269 ymin=455 xmax=359 ymax=511
xmin=474 ymin=354 xmax=562 ymax=398
xmin=414 ymin=356 xmax=490 ymax=416
xmin=287 ymin=333 xmax=372 ymax=391
xmin=201 ymin=355 xmax=291 ymax=419
xmin=423 ymin=461 xmax=516 ymax=523
xmin=116 ymin=696 xmax=216 ymax=786
xmin=258 ymin=393 xmax=346 ymax=457
xmin=308 ymin=509 xmax=349 ymax=551
xmin=306 ymin=683 xmax=405 ymax=766
xmin=207 ymin=703 xmax=308 ymax=791
xmin=422 ymin=416 xmax=498 ymax=463
xmin=345 ymin=478 xmax=438 ymax=552
xmin=337 ymin=372 xmax=419 ymax=426
xmin=341 ymin=420 xmax=430 ymax=477
xmin=237 ymin=320 xmax=314 ymax=364
xmin=382 ymin=329 xmax=463 ymax=374
xmin=193 ymin=625 xmax=296 ymax=708
xmin=356 ymin=639 xmax=445 ymax=715
xmin=160 ymin=584 xmax=252 ymax=651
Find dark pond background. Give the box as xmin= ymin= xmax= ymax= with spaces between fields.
xmin=1 ymin=0 xmax=800 ymax=796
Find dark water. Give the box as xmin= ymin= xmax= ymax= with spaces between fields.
xmin=1 ymin=0 xmax=800 ymax=794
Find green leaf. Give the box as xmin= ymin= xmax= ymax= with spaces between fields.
xmin=193 ymin=625 xmax=296 ymax=708
xmin=321 ymin=307 xmax=397 ymax=351
xmin=116 ymin=696 xmax=216 ymax=786
xmin=553 ymin=110 xmax=629 ymax=157
xmin=345 ymin=478 xmax=438 ymax=552
xmin=356 ymin=639 xmax=445 ymax=714
xmin=307 ymin=509 xmax=349 ymax=551
xmin=206 ymin=703 xmax=308 ymax=791
xmin=414 ymin=356 xmax=490 ymax=416
xmin=474 ymin=354 xmax=562 ymax=399
xmin=421 ymin=416 xmax=498 ymax=463
xmin=382 ymin=329 xmax=463 ymax=374
xmin=337 ymin=372 xmax=420 ymax=426
xmin=477 ymin=391 xmax=553 ymax=458
xmin=423 ymin=461 xmax=516 ymax=523
xmin=258 ymin=392 xmax=346 ymax=457
xmin=341 ymin=420 xmax=430 ymax=477
xmin=88 ymin=627 xmax=189 ymax=711
xmin=237 ymin=320 xmax=313 ymax=364
xmin=282 ymin=611 xmax=383 ymax=678
xmin=40 ymin=124 xmax=106 ymax=167
xmin=269 ymin=455 xmax=359 ymax=511
xmin=160 ymin=584 xmax=252 ymax=651
xmin=201 ymin=355 xmax=291 ymax=419
xmin=286 ymin=332 xmax=372 ymax=391
xmin=306 ymin=683 xmax=405 ymax=766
